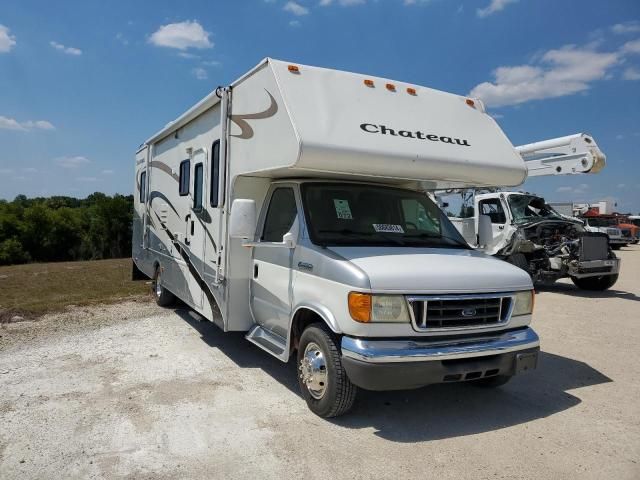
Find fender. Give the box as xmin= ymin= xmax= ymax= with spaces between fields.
xmin=284 ymin=302 xmax=342 ymax=362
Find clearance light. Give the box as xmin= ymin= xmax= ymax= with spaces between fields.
xmin=407 ymin=87 xmax=417 ymax=96
xmin=348 ymin=292 xmax=371 ymax=323
xmin=386 ymin=83 xmax=396 ymax=92
xmin=465 ymin=98 xmax=476 ymax=108
xmin=288 ymin=64 xmax=300 ymax=73
xmin=364 ymin=79 xmax=375 ymax=87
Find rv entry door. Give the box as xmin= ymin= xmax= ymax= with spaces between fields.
xmin=184 ymin=149 xmax=207 ymax=309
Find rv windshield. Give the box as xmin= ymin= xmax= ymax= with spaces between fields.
xmin=508 ymin=194 xmax=564 ymax=224
xmin=301 ymin=183 xmax=469 ymax=248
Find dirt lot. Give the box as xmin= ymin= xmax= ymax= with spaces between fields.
xmin=1 ymin=247 xmax=639 ymax=479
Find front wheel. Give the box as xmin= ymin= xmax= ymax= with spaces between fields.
xmin=297 ymin=324 xmax=357 ymax=418
xmin=571 ymin=274 xmax=618 ymax=291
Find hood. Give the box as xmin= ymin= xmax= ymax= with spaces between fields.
xmin=329 ymin=246 xmax=532 ymax=293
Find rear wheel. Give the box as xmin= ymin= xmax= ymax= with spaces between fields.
xmin=571 ymin=274 xmax=618 ymax=291
xmin=152 ymin=266 xmax=176 ymax=307
xmin=297 ymin=324 xmax=357 ymax=418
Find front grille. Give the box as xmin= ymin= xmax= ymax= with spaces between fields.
xmin=408 ymin=294 xmax=513 ymax=331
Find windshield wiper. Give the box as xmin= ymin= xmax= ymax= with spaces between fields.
xmin=402 ymin=232 xmax=469 ymax=248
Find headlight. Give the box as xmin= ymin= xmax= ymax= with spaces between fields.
xmin=348 ymin=293 xmax=410 ymax=323
xmin=512 ymin=290 xmax=534 ymax=316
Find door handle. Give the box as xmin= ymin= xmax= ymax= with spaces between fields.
xmin=253 ymin=264 xmax=259 ymax=279
xmin=498 ymin=225 xmax=505 ymax=230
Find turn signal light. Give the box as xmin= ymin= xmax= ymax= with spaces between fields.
xmin=348 ymin=292 xmax=371 ymax=323
xmin=288 ymin=64 xmax=300 ymax=73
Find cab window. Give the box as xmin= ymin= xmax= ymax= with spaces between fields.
xmin=479 ymin=199 xmax=506 ymax=224
xmin=262 ymin=188 xmax=297 ymax=242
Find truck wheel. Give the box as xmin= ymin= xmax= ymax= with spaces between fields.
xmin=152 ymin=267 xmax=176 ymax=307
xmin=297 ymin=324 xmax=357 ymax=418
xmin=469 ymin=375 xmax=512 ymax=388
xmin=571 ymin=274 xmax=618 ymax=291
xmin=611 ymin=245 xmax=621 ymax=250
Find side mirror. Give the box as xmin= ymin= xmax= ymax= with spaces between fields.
xmin=229 ymin=199 xmax=256 ymax=240
xmin=478 ymin=214 xmax=493 ymax=247
xmin=282 ymin=217 xmax=300 ymax=249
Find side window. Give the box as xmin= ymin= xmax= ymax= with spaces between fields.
xmin=179 ymin=159 xmax=190 ymax=196
xmin=262 ymin=188 xmax=298 ymax=242
xmin=210 ymin=140 xmax=220 ymax=207
xmin=139 ymin=170 xmax=146 ymax=202
xmin=193 ymin=163 xmax=203 ymax=209
xmin=479 ymin=199 xmax=506 ymax=224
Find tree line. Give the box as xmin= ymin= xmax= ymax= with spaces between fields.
xmin=0 ymin=193 xmax=133 ymax=266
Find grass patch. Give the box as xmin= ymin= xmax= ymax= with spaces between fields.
xmin=0 ymin=258 xmax=150 ymax=321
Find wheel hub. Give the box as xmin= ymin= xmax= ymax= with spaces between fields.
xmin=299 ymin=342 xmax=328 ymax=399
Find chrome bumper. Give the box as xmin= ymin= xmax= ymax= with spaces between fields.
xmin=341 ymin=327 xmax=539 ymax=364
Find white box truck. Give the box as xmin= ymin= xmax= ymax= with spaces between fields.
xmin=132 ymin=59 xmax=539 ymax=417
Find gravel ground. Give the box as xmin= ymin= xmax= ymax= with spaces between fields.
xmin=1 ymin=246 xmax=639 ymax=479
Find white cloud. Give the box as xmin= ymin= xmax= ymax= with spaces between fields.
xmin=289 ymin=20 xmax=301 ymax=27
xmin=50 ymin=41 xmax=82 ymax=56
xmin=403 ymin=0 xmax=435 ymax=5
xmin=76 ymin=177 xmax=97 ymax=182
xmin=621 ymin=39 xmax=640 ymax=54
xmin=101 ymin=169 xmax=114 ymax=175
xmin=556 ymin=183 xmax=589 ymax=195
xmin=22 ymin=167 xmax=37 ymax=173
xmin=178 ymin=52 xmax=200 ymax=59
xmin=0 ymin=168 xmax=14 ymax=174
xmin=616 ymin=134 xmax=624 ymax=140
xmin=617 ymin=183 xmax=627 ymax=189
xmin=611 ymin=21 xmax=640 ymax=35
xmin=477 ymin=0 xmax=518 ymax=18
xmin=54 ymin=156 xmax=90 ymax=168
xmin=284 ymin=2 xmax=309 ymax=15
xmin=192 ymin=67 xmax=208 ymax=80
xmin=0 ymin=116 xmax=55 ymax=132
xmin=623 ymin=67 xmax=640 ymax=80
xmin=149 ymin=20 xmax=213 ymax=50
xmin=491 ymin=113 xmax=504 ymax=119
xmin=0 ymin=24 xmax=16 ymax=53
xmin=321 ymin=0 xmax=366 ymax=5
xmin=201 ymin=60 xmax=221 ymax=67
xmin=469 ymin=44 xmax=621 ymax=107
xmin=115 ymin=33 xmax=129 ymax=46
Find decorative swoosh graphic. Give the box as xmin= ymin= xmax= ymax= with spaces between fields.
xmin=230 ymin=89 xmax=278 ymax=139
xmin=150 ymin=161 xmax=180 ymax=182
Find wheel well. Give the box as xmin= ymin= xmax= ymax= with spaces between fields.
xmin=290 ymin=308 xmax=329 ymax=355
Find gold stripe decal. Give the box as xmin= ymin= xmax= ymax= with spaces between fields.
xmin=230 ymin=89 xmax=278 ymax=140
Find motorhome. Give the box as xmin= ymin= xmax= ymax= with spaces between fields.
xmin=132 ymin=59 xmax=539 ymax=417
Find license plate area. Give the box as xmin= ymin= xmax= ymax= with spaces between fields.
xmin=515 ymin=352 xmax=538 ymax=374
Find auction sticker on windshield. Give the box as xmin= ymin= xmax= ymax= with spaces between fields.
xmin=333 ymin=199 xmax=353 ymax=219
xmin=373 ymin=224 xmax=405 ymax=233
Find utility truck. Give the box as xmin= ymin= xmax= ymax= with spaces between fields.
xmin=439 ymin=134 xmax=620 ymax=290
xmin=132 ymin=59 xmax=539 ymax=417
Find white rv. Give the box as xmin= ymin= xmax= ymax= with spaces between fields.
xmin=133 ymin=59 xmax=538 ymax=417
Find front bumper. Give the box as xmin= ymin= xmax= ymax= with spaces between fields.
xmin=341 ymin=327 xmax=539 ymax=391
xmin=569 ymin=258 xmax=620 ymax=278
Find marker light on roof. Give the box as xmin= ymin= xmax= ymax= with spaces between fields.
xmin=407 ymin=87 xmax=417 ymax=96
xmin=465 ymin=98 xmax=475 ymax=108
xmin=364 ymin=79 xmax=374 ymax=87
xmin=288 ymin=65 xmax=300 ymax=73
xmin=386 ymin=83 xmax=396 ymax=92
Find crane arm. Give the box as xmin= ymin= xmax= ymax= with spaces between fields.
xmin=516 ymin=133 xmax=606 ymax=177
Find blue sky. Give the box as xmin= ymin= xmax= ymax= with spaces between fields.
xmin=1 ymin=0 xmax=639 ymax=212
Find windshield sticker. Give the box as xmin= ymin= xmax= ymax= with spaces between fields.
xmin=333 ymin=199 xmax=353 ymax=219
xmin=373 ymin=224 xmax=405 ymax=234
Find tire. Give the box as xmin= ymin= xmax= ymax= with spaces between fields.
xmin=611 ymin=244 xmax=621 ymax=250
xmin=152 ymin=266 xmax=176 ymax=307
xmin=297 ymin=323 xmax=357 ymax=418
xmin=571 ymin=274 xmax=618 ymax=291
xmin=469 ymin=375 xmax=512 ymax=388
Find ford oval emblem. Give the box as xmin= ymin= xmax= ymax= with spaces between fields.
xmin=461 ymin=308 xmax=476 ymax=317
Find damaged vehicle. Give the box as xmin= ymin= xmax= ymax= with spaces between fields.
xmin=447 ymin=191 xmax=620 ymax=291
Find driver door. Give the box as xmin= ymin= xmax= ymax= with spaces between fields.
xmin=250 ymin=187 xmax=299 ymax=339
xmin=477 ymin=198 xmax=508 ymax=250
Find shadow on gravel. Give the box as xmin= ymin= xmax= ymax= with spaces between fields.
xmin=538 ymin=283 xmax=640 ymax=302
xmin=175 ymin=306 xmax=612 ymax=443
